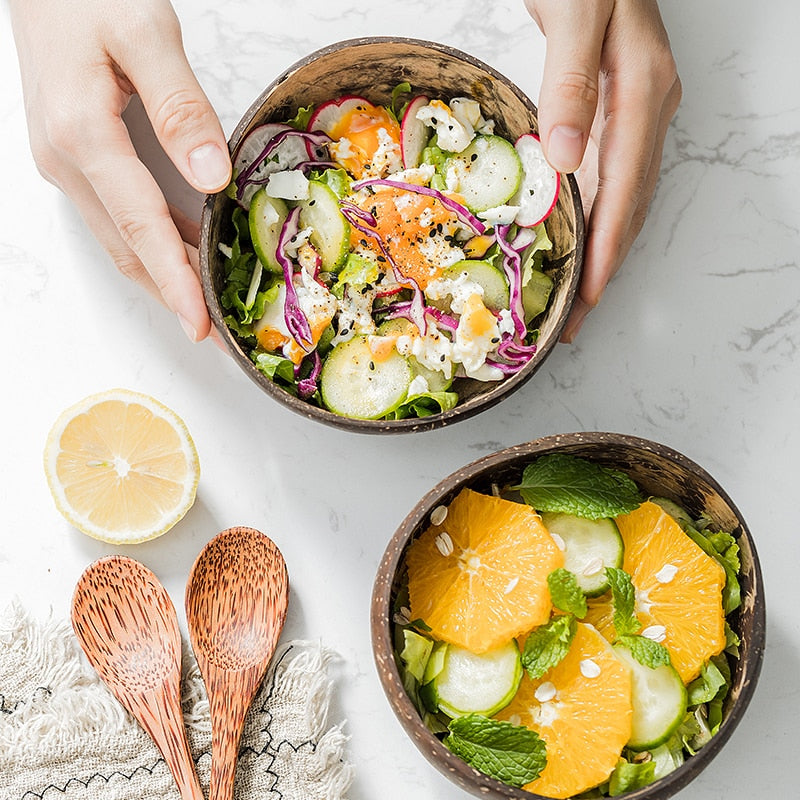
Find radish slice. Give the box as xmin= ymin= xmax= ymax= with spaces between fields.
xmin=233 ymin=123 xmax=310 ymax=209
xmin=307 ymin=95 xmax=372 ymax=135
xmin=510 ymin=133 xmax=561 ymax=227
xmin=400 ymin=95 xmax=429 ymax=169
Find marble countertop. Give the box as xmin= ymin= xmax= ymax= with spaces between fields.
xmin=1 ymin=1 xmax=798 ymax=797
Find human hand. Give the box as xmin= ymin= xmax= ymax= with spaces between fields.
xmin=9 ymin=0 xmax=231 ymax=343
xmin=524 ymin=0 xmax=681 ymax=342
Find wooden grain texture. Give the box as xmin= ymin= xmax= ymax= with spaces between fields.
xmin=186 ymin=527 xmax=289 ymax=800
xmin=71 ymin=556 xmax=203 ymax=800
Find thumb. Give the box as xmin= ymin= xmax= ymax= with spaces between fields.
xmin=122 ymin=19 xmax=231 ymax=193
xmin=531 ymin=0 xmax=613 ymax=173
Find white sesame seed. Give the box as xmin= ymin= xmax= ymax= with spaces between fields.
xmin=642 ymin=625 xmax=667 ymax=642
xmin=655 ymin=563 xmax=679 ymax=584
xmin=582 ymin=557 xmax=604 ymax=576
xmin=430 ymin=504 xmax=449 ymax=526
xmin=550 ymin=533 xmax=566 ymax=551
xmin=393 ymin=607 xmax=411 ymax=626
xmin=435 ymin=531 xmax=454 ymax=557
xmin=580 ymin=659 xmax=601 ymax=679
xmin=504 ymin=576 xmax=520 ymax=595
xmin=534 ymin=681 xmax=557 ymax=703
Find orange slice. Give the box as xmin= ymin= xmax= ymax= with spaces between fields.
xmin=495 ymin=622 xmax=632 ymax=799
xmin=406 ymin=488 xmax=563 ymax=653
xmin=585 ymin=500 xmax=726 ymax=683
xmin=43 ymin=389 xmax=200 ymax=544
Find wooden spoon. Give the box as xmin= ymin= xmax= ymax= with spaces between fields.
xmin=71 ymin=556 xmax=203 ymax=800
xmin=185 ymin=527 xmax=289 ymax=800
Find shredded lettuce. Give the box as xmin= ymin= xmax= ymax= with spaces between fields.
xmin=385 ymin=390 xmax=459 ymax=420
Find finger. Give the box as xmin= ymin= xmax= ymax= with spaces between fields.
xmin=67 ymin=111 xmax=211 ymax=340
xmin=169 ymin=203 xmax=201 ymax=249
xmin=118 ymin=11 xmax=231 ymax=194
xmin=532 ymin=0 xmax=614 ymax=173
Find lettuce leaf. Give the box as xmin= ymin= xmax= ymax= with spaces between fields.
xmin=385 ymin=391 xmax=459 ymax=420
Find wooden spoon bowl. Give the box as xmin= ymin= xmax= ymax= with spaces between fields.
xmin=186 ymin=526 xmax=289 ymax=800
xmin=72 ymin=556 xmax=203 ymax=800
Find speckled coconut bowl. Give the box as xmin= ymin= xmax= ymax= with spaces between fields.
xmin=200 ymin=37 xmax=584 ymax=433
xmin=371 ymin=432 xmax=765 ymax=799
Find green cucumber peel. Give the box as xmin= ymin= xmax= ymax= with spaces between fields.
xmin=521 ymin=614 xmax=576 ymax=680
xmin=444 ymin=715 xmax=547 ymax=789
xmin=517 ymin=454 xmax=642 ymax=520
xmin=547 ymin=568 xmax=588 ymax=618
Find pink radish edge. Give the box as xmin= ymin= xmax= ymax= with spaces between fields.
xmin=400 ymin=95 xmax=429 ymax=169
xmin=513 ymin=132 xmax=561 ymax=228
xmin=305 ymin=96 xmax=372 ymax=159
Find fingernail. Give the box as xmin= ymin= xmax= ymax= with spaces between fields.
xmin=547 ymin=126 xmax=584 ymax=173
xmin=188 ymin=143 xmax=231 ymax=191
xmin=177 ymin=313 xmax=198 ymax=342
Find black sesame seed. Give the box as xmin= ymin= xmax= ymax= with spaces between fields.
xmin=309 ymin=199 xmax=316 ymax=205
xmin=368 ymin=360 xmax=375 ymax=371
xmin=440 ymin=354 xmax=446 ymax=362
xmin=470 ymin=153 xmax=478 ymax=162
xmin=377 ymin=255 xmax=386 ymax=262
xmin=429 ymin=229 xmax=437 ymax=238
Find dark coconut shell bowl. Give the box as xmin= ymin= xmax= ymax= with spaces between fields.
xmin=200 ymin=37 xmax=584 ymax=433
xmin=371 ymin=432 xmax=765 ymax=799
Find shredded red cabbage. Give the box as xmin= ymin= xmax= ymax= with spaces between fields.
xmin=276 ymin=207 xmax=313 ymax=347
xmin=296 ymin=350 xmax=322 ymax=398
xmin=495 ymin=224 xmax=527 ymax=339
xmin=351 ymin=178 xmax=486 ymax=234
xmin=236 ymin=130 xmax=332 ymax=201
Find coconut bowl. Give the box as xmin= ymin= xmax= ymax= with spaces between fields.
xmin=371 ymin=432 xmax=765 ymax=799
xmin=200 ymin=37 xmax=584 ymax=433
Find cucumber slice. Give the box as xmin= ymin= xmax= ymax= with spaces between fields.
xmin=541 ymin=513 xmax=624 ymax=596
xmin=249 ymin=189 xmax=289 ymax=273
xmin=319 ymin=334 xmax=412 ymax=419
xmin=428 ymin=640 xmax=523 ymax=718
xmin=376 ymin=318 xmax=453 ymax=392
xmin=442 ymin=259 xmax=510 ymax=313
xmin=444 ymin=135 xmax=523 ymax=212
xmin=614 ymin=643 xmax=688 ymax=751
xmin=298 ymin=180 xmax=350 ymax=272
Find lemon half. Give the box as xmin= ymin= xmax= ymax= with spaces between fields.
xmin=44 ymin=389 xmax=200 ymax=544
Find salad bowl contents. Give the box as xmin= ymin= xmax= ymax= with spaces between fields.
xmin=371 ymin=433 xmax=764 ymax=800
xmin=201 ymin=38 xmax=583 ymax=432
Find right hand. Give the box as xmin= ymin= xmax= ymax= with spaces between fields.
xmin=9 ymin=0 xmax=231 ymax=342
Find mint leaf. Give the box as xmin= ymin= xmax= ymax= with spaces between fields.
xmin=608 ymin=758 xmax=656 ymax=796
xmin=517 ymin=454 xmax=642 ymax=519
xmin=547 ymin=568 xmax=587 ymax=618
xmin=445 ymin=715 xmax=546 ymax=788
xmin=619 ymin=634 xmax=671 ymax=668
xmin=522 ymin=615 xmax=576 ymax=679
xmin=605 ymin=567 xmax=641 ymax=637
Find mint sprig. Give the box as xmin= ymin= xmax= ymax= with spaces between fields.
xmin=522 ymin=614 xmax=576 ymax=679
xmin=605 ymin=567 xmax=642 ymax=637
xmin=547 ymin=568 xmax=587 ymax=619
xmin=445 ymin=715 xmax=547 ymax=788
xmin=618 ymin=634 xmax=671 ymax=668
xmin=517 ymin=454 xmax=642 ymax=519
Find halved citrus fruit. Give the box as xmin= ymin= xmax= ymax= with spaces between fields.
xmin=43 ymin=389 xmax=200 ymax=544
xmin=495 ymin=622 xmax=633 ymax=799
xmin=406 ymin=488 xmax=563 ymax=653
xmin=585 ymin=500 xmax=726 ymax=683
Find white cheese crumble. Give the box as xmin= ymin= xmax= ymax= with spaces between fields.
xmin=266 ymin=169 xmax=309 ymax=200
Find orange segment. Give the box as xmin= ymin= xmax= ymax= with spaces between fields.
xmin=496 ymin=622 xmax=632 ymax=799
xmin=406 ymin=488 xmax=563 ymax=653
xmin=587 ymin=501 xmax=726 ymax=683
xmin=351 ymin=186 xmax=462 ymax=289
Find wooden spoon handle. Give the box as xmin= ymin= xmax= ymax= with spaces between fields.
xmin=206 ymin=664 xmax=264 ymax=800
xmin=123 ymin=679 xmax=205 ymax=800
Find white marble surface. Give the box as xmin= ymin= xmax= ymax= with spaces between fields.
xmin=1 ymin=1 xmax=798 ymax=798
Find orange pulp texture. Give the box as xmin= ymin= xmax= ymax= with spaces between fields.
xmin=406 ymin=487 xmax=564 ymax=653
